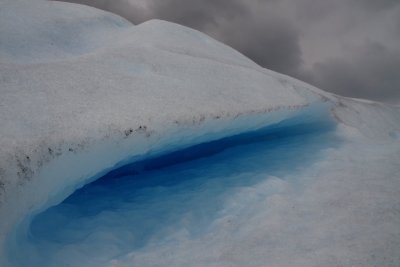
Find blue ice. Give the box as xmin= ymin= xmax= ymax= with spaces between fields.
xmin=13 ymin=109 xmax=341 ymax=267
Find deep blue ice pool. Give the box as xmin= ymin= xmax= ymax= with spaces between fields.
xmin=15 ymin=111 xmax=341 ymax=267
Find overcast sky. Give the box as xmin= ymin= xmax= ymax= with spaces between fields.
xmin=61 ymin=0 xmax=400 ymax=103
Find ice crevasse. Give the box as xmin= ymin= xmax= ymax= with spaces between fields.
xmin=0 ymin=0 xmax=400 ymax=266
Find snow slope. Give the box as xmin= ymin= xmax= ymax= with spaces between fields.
xmin=0 ymin=0 xmax=400 ymax=266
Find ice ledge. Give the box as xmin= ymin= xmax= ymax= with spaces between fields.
xmin=0 ymin=103 xmax=332 ymax=265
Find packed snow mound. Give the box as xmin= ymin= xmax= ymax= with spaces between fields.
xmin=0 ymin=0 xmax=131 ymax=63
xmin=0 ymin=0 xmax=399 ymax=266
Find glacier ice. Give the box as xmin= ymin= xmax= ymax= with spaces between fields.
xmin=0 ymin=0 xmax=400 ymax=266
xmin=15 ymin=106 xmax=341 ymax=267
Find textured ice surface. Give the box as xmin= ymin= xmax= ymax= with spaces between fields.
xmin=17 ymin=113 xmax=340 ymax=267
xmin=0 ymin=0 xmax=400 ymax=266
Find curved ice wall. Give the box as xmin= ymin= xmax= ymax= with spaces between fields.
xmin=1 ymin=0 xmax=400 ymax=266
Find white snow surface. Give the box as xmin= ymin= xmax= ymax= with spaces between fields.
xmin=0 ymin=0 xmax=400 ymax=266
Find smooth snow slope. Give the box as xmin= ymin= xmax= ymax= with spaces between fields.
xmin=0 ymin=0 xmax=400 ymax=266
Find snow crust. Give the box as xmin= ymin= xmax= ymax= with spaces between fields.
xmin=0 ymin=0 xmax=399 ymax=266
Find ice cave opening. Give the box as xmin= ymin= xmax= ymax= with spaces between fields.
xmin=10 ymin=110 xmax=341 ymax=267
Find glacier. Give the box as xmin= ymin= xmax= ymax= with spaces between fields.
xmin=0 ymin=0 xmax=400 ymax=266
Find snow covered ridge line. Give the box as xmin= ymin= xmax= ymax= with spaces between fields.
xmin=0 ymin=103 xmax=328 ymax=265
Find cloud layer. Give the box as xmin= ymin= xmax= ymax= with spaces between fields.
xmin=61 ymin=0 xmax=400 ymax=103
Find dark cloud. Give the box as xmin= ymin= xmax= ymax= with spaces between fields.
xmin=212 ymin=14 xmax=303 ymax=76
xmin=353 ymin=0 xmax=400 ymax=11
xmin=58 ymin=0 xmax=400 ymax=103
xmin=61 ymin=0 xmax=148 ymax=23
xmin=148 ymin=0 xmax=248 ymax=30
xmin=312 ymin=42 xmax=400 ymax=103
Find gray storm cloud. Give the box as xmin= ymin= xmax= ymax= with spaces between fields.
xmin=312 ymin=42 xmax=400 ymax=102
xmin=59 ymin=0 xmax=400 ymax=103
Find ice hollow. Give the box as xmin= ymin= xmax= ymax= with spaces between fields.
xmin=14 ymin=106 xmax=340 ymax=267
xmin=0 ymin=0 xmax=400 ymax=266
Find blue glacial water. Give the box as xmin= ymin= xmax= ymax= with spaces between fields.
xmin=16 ymin=109 xmax=341 ymax=267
